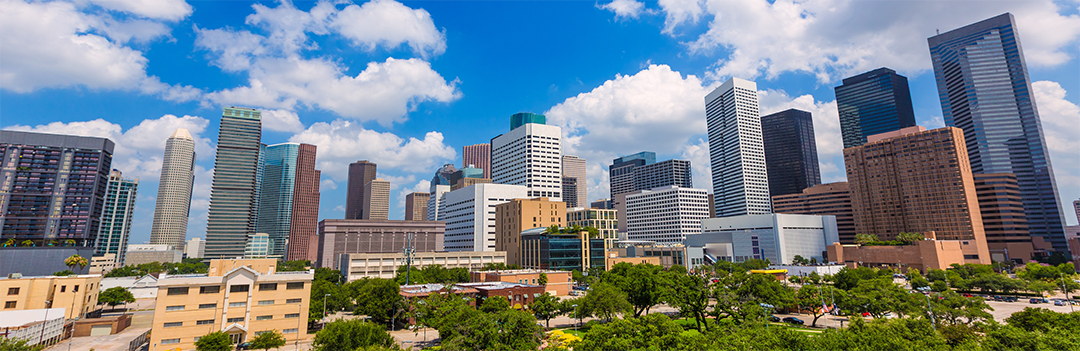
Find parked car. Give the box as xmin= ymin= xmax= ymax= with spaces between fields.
xmin=1029 ymin=298 xmax=1049 ymax=304
xmin=782 ymin=317 xmax=805 ymax=325
xmin=1054 ymin=300 xmax=1067 ymax=306
xmin=893 ymin=274 xmax=906 ymax=279
xmin=237 ymin=342 xmax=251 ymax=350
xmin=768 ymin=315 xmax=781 ymax=323
xmin=1004 ymin=296 xmax=1018 ymax=302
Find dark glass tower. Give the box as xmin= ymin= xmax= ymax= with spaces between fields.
xmin=761 ymin=109 xmax=821 ymax=197
xmin=834 ymin=67 xmax=917 ymax=149
xmin=929 ymin=13 xmax=1068 ymax=254
xmin=346 ymin=160 xmax=376 ymax=220
xmin=608 ymin=152 xmax=655 ymax=198
xmin=205 ymin=107 xmax=263 ymax=259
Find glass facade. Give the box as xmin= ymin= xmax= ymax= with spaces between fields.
xmin=761 ymin=109 xmax=821 ymax=197
xmin=95 ymin=170 xmax=138 ymax=263
xmin=834 ymin=67 xmax=917 ymax=149
xmin=929 ymin=13 xmax=1068 ymax=253
xmin=521 ymin=233 xmax=605 ymax=272
xmin=205 ymin=107 xmax=263 ymax=259
xmin=256 ymin=143 xmax=299 ymax=257
xmin=509 ymin=112 xmax=546 ymax=130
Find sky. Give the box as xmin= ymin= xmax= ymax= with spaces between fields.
xmin=2 ymin=0 xmax=1079 ymax=246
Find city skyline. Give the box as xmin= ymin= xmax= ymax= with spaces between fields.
xmin=3 ymin=2 xmax=1079 ymax=247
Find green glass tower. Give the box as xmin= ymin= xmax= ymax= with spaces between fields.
xmin=510 ymin=112 xmax=546 ymax=130
xmin=205 ymin=107 xmax=262 ymax=259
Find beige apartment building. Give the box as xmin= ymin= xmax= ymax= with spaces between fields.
xmin=843 ymin=126 xmax=990 ymax=264
xmin=566 ymin=207 xmax=618 ymax=245
xmin=0 ymin=274 xmax=101 ymax=320
xmin=149 ymin=259 xmax=312 ymax=350
xmin=495 ymin=198 xmax=565 ymax=266
xmin=338 ymin=251 xmax=506 ymax=281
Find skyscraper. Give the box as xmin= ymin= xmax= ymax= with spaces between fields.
xmin=705 ymin=77 xmax=772 ymax=217
xmin=929 ymin=13 xmax=1069 ymax=253
xmin=562 ymin=155 xmax=586 ymax=208
xmin=491 ymin=113 xmax=562 ymax=201
xmin=149 ymin=128 xmax=196 ymax=251
xmin=426 ymin=164 xmax=457 ymax=221
xmin=834 ymin=67 xmax=917 ymax=149
xmin=362 ymin=179 xmax=390 ymax=220
xmin=205 ymin=107 xmax=263 ymax=259
xmin=255 ymin=143 xmax=320 ymax=261
xmin=405 ymin=192 xmax=429 ymax=221
xmin=95 ymin=170 xmax=138 ymax=263
xmin=462 ymin=144 xmax=491 ymax=179
xmin=973 ymin=173 xmax=1035 ymax=262
xmin=346 ymin=161 xmax=377 ymax=220
xmin=760 ymin=109 xmax=821 ymax=197
xmin=609 ymin=153 xmax=693 ymax=232
xmin=0 ymin=130 xmax=114 ymax=247
xmin=609 ymin=152 xmax=655 ymax=198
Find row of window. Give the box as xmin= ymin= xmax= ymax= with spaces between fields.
xmin=166 ymin=282 xmax=304 ymax=296
xmin=163 ymin=313 xmax=301 ymax=327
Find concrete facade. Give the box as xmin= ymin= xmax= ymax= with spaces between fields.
xmin=440 ymin=183 xmax=529 ymax=252
xmin=491 ymin=119 xmax=563 ymax=202
xmin=827 ymin=238 xmax=970 ymax=273
xmin=495 ymin=198 xmax=565 ymax=266
xmin=772 ymin=182 xmax=856 ymax=244
xmin=624 ymin=186 xmax=710 ymax=243
xmin=338 ymin=251 xmax=506 ymax=281
xmin=0 ymin=274 xmax=100 ymax=320
xmin=405 ymin=192 xmax=429 ymax=221
xmin=149 ymin=128 xmax=196 ymax=251
xmin=0 ymin=308 xmax=66 ymax=346
xmin=317 ymin=219 xmax=445 ymax=269
xmin=362 ymin=179 xmax=390 ymax=221
xmin=470 ymin=269 xmax=572 ymax=296
xmin=705 ymin=78 xmax=772 ymax=217
xmin=687 ymin=214 xmax=840 ymax=266
xmin=125 ymin=244 xmax=182 ymax=266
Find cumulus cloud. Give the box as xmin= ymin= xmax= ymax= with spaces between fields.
xmin=646 ymin=0 xmax=1080 ymax=82
xmin=261 ymin=109 xmax=306 ymax=133
xmin=0 ymin=0 xmax=199 ymax=99
xmin=195 ymin=0 xmax=458 ymax=125
xmin=395 ymin=179 xmax=431 ymax=218
xmin=320 ymin=179 xmax=338 ymax=190
xmin=288 ymin=119 xmax=457 ymax=180
xmin=1032 ymin=80 xmax=1080 ymax=215
xmin=599 ymin=0 xmax=647 ymax=19
xmin=87 ymin=0 xmax=193 ymax=21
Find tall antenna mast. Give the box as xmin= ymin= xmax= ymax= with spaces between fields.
xmin=404 ymin=232 xmax=415 ymax=285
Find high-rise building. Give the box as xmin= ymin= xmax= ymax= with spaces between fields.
xmin=362 ymin=179 xmax=390 ymax=220
xmin=205 ymin=107 xmax=263 ymax=259
xmin=439 ymin=183 xmax=528 ymax=251
xmin=450 ymin=165 xmax=490 ymax=190
xmin=834 ymin=67 xmax=917 ymax=149
xmin=562 ymin=155 xmax=586 ymax=208
xmin=463 ymin=144 xmax=491 ymax=179
xmin=405 ymin=192 xmax=430 ymax=221
xmin=491 ymin=113 xmax=562 ymax=201
xmin=772 ymin=182 xmax=855 ymax=244
xmin=346 ymin=161 xmax=377 ymax=220
xmin=95 ymin=170 xmax=138 ymax=263
xmin=609 ymin=152 xmax=656 ymax=198
xmin=562 ymin=177 xmax=579 ymax=212
xmin=624 ymin=186 xmax=710 ymax=243
xmin=495 ymin=198 xmax=565 ymax=265
xmin=184 ymin=237 xmax=204 ymax=259
xmin=760 ymin=109 xmax=821 ymax=197
xmin=0 ymin=130 xmax=114 ymax=247
xmin=608 ymin=153 xmax=693 ymax=231
xmin=705 ymin=78 xmax=772 ymax=217
xmin=255 ymin=143 xmax=320 ymax=261
xmin=149 ymin=129 xmax=196 ymax=251
xmin=1074 ymin=199 xmax=1079 ymax=223
xmin=929 ymin=13 xmax=1069 ymax=254
xmin=844 ymin=126 xmax=990 ymax=263
xmin=973 ymin=173 xmax=1036 ymax=262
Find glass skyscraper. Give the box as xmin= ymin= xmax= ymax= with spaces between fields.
xmin=929 ymin=13 xmax=1068 ymax=254
xmin=95 ymin=170 xmax=138 ymax=263
xmin=761 ymin=109 xmax=821 ymax=197
xmin=205 ymin=107 xmax=263 ymax=259
xmin=834 ymin=67 xmax=917 ymax=149
xmin=255 ymin=143 xmax=320 ymax=261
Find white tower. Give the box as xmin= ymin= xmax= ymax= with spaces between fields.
xmin=149 ymin=128 xmax=196 ymax=251
xmin=491 ymin=113 xmax=563 ymax=202
xmin=705 ymin=78 xmax=772 ymax=217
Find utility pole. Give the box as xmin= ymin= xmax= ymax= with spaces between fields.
xmin=404 ymin=233 xmax=415 ymax=286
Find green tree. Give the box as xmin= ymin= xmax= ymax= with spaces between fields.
xmin=194 ymin=331 xmax=232 ymax=351
xmin=538 ymin=272 xmax=548 ymax=286
xmin=574 ymin=313 xmax=691 ymax=351
xmin=440 ymin=309 xmax=544 ymax=351
xmin=480 ymin=296 xmax=510 ymax=313
xmin=52 ymin=270 xmax=75 ymax=276
xmin=896 ymin=232 xmax=925 ymax=244
xmin=352 ymin=278 xmax=402 ymax=325
xmin=603 ymin=262 xmax=665 ymax=317
xmin=833 ymin=266 xmax=887 ymax=290
xmin=64 ymin=254 xmax=88 ymax=273
xmin=277 ymin=260 xmax=310 ymax=272
xmin=481 ymin=262 xmax=522 ymax=271
xmin=0 ymin=337 xmax=44 ymax=351
xmin=967 ymin=273 xmax=1025 ymax=294
xmin=854 ymin=233 xmax=877 ymax=245
xmin=1005 ymin=307 xmax=1080 ymax=333
xmin=571 ymin=269 xmax=586 ymax=284
xmin=98 ymin=286 xmax=135 ymax=309
xmin=792 ymin=255 xmax=808 ymax=265
xmin=530 ymin=293 xmax=562 ymax=328
xmin=796 ymin=284 xmax=845 ymax=327
xmin=842 ymin=278 xmax=909 ymax=319
xmin=661 ymin=265 xmax=711 ymax=331
xmin=581 ymin=282 xmax=632 ymax=322
xmin=711 ymin=270 xmax=795 ymax=325
xmin=249 ymin=330 xmax=286 ymax=350
xmin=312 ymin=319 xmax=400 ymax=351
xmin=313 ymin=267 xmax=343 ymax=284
xmin=1026 ymin=280 xmax=1057 ymax=296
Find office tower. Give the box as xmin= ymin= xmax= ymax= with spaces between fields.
xmin=834 ymin=68 xmax=917 ymax=149
xmin=439 ymin=183 xmax=528 ymax=251
xmin=929 ymin=13 xmax=1069 ymax=254
xmin=562 ymin=155 xmax=587 ymax=208
xmin=0 ymin=130 xmax=114 ymax=247
xmin=495 ymin=198 xmax=565 ymax=265
xmin=760 ymin=109 xmax=821 ymax=197
xmin=705 ymin=78 xmax=772 ymax=217
xmin=362 ymin=179 xmax=390 ymax=220
xmin=608 ymin=152 xmax=692 ymax=231
xmin=844 ymin=126 xmax=990 ymax=263
xmin=148 ymin=129 xmax=196 ymax=251
xmin=255 ymin=143 xmax=321 ymax=261
xmin=205 ymin=107 xmax=263 ymax=259
xmin=316 ymin=219 xmax=445 ymax=269
xmin=1075 ymin=199 xmax=1079 ymax=223
xmin=634 ymin=160 xmax=692 ymax=193
xmin=426 ymin=163 xmax=457 ymax=221
xmin=973 ymin=173 xmax=1035 ymax=262
xmin=562 ymin=177 xmax=579 ymax=211
xmin=346 ymin=161 xmax=377 ymax=220
xmin=772 ymin=182 xmax=855 ymax=244
xmin=590 ymin=199 xmax=613 ymax=210
xmin=95 ymin=170 xmax=138 ymax=263
xmin=405 ymin=192 xmax=430 ymax=220
xmin=624 ymin=186 xmax=710 ymax=243
xmin=184 ymin=237 xmax=205 ymax=259
xmin=609 ymin=152 xmax=655 ymax=198
xmin=463 ymin=144 xmax=491 ymax=179
xmin=491 ymin=113 xmax=562 ymax=201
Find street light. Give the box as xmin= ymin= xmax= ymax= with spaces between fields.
xmin=759 ymin=303 xmax=774 ymax=331
xmin=295 ymin=302 xmax=302 ymax=351
xmin=322 ymin=294 xmax=331 ymax=322
xmin=571 ymin=304 xmax=579 ymax=331
xmin=917 ymin=287 xmax=936 ymax=332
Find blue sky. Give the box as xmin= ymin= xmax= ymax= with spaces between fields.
xmin=2 ymin=0 xmax=1079 ymax=246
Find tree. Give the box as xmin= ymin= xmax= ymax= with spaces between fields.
xmin=249 ymin=330 xmax=286 ymax=350
xmin=571 ymin=270 xmax=586 ymax=284
xmin=603 ymin=262 xmax=665 ymax=317
xmin=792 ymin=255 xmax=808 ymax=265
xmin=854 ymin=233 xmax=877 ymax=245
xmin=661 ymin=266 xmax=711 ymax=331
xmin=796 ymin=284 xmax=845 ymax=327
xmin=64 ymin=254 xmax=88 ymax=273
xmin=440 ymin=309 xmax=544 ymax=351
xmin=480 ymin=296 xmax=510 ymax=313
xmin=574 ymin=313 xmax=691 ymax=351
xmin=530 ymin=293 xmax=562 ymax=328
xmin=581 ymin=282 xmax=632 ymax=322
xmin=98 ymin=286 xmax=135 ymax=309
xmin=481 ymin=263 xmax=522 ymax=271
xmin=194 ymin=331 xmax=232 ymax=351
xmin=538 ymin=272 xmax=548 ymax=286
xmin=352 ymin=278 xmax=402 ymax=325
xmin=0 ymin=337 xmax=44 ymax=351
xmin=277 ymin=260 xmax=310 ymax=272
xmin=52 ymin=270 xmax=75 ymax=276
xmin=313 ymin=267 xmax=343 ymax=284
xmin=967 ymin=273 xmax=1025 ymax=294
xmin=711 ymin=270 xmax=796 ymax=325
xmin=312 ymin=319 xmax=400 ymax=351
xmin=896 ymin=232 xmax=925 ymax=244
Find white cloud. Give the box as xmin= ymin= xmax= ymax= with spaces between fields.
xmin=680 ymin=137 xmax=711 ymax=191
xmin=377 ymin=174 xmax=416 ymax=190
xmin=333 ymin=205 xmax=346 ymax=212
xmin=0 ymin=0 xmax=199 ymax=99
xmin=599 ymin=0 xmax=647 ymax=19
xmin=261 ymin=109 xmax=305 ymax=133
xmin=650 ymin=0 xmax=1080 ymax=83
xmin=321 ymin=179 xmax=338 ymax=190
xmin=331 ymin=0 xmax=446 ymax=57
xmin=757 ymin=88 xmax=844 ymax=183
xmin=1033 ymin=80 xmax=1080 ymax=221
xmin=87 ymin=0 xmax=193 ymax=21
xmin=395 ymin=179 xmax=431 ymax=218
xmin=288 ymin=119 xmax=456 ymax=180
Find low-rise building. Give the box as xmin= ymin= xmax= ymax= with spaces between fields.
xmin=149 ymin=258 xmax=312 ymax=349
xmin=317 ymin=219 xmax=446 ymax=269
xmin=826 ymin=233 xmax=972 ymax=272
xmin=457 ymin=282 xmax=545 ymax=309
xmin=772 ymin=182 xmax=856 ymax=244
xmin=566 ymin=207 xmax=618 ymax=245
xmin=100 ymin=274 xmax=159 ymax=299
xmin=519 ymin=228 xmax=605 ymax=272
xmin=608 ymin=241 xmax=685 ymax=268
xmin=125 ymin=244 xmax=182 ymax=266
xmin=686 ymin=214 xmax=839 ymax=267
xmin=338 ymin=251 xmax=506 ymax=282
xmin=0 ymin=274 xmax=100 ymax=320
xmin=185 ymin=238 xmax=205 ymax=259
xmin=495 ymin=198 xmax=565 ymax=265
xmin=603 ymin=253 xmax=662 ymax=271
xmin=470 ymin=269 xmax=571 ymax=296
xmin=90 ymin=254 xmax=118 ymax=275
xmin=0 ymin=308 xmax=66 ymax=347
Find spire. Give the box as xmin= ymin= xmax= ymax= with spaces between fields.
xmin=169 ymin=128 xmax=193 ymax=140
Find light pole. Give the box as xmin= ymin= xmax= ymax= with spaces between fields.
xmin=759 ymin=303 xmax=774 ymax=331
xmin=295 ymin=302 xmax=302 ymax=351
xmin=322 ymin=294 xmax=330 ymax=322
xmin=917 ymin=287 xmax=936 ymax=332
xmin=571 ymin=304 xmax=579 ymax=331
xmin=39 ymin=301 xmax=51 ymax=345
xmin=1061 ymin=273 xmax=1074 ymax=313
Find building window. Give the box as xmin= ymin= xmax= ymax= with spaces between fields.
xmin=229 ymin=302 xmax=246 ymax=307
xmin=230 ymin=285 xmax=249 ymax=293
xmin=284 ymin=313 xmax=299 ymax=319
xmin=73 ymin=285 xmax=79 ymax=292
xmin=196 ymin=319 xmax=214 ymax=325
xmin=285 ymin=298 xmax=302 ymax=304
xmin=200 ymin=286 xmax=221 ymax=294
xmin=258 ymin=283 xmax=277 ymax=291
xmin=4 ymin=301 xmax=15 ymax=309
xmin=258 ymin=300 xmax=274 ymax=305
xmin=256 ymin=315 xmax=272 ymax=321
xmin=284 ymin=328 xmax=299 ymax=334
xmin=165 ymin=305 xmax=185 ymax=311
xmin=163 ymin=322 xmax=183 ymax=328
xmin=286 ymin=282 xmax=304 ymax=290
xmin=7 ymin=287 xmax=19 ymax=295
xmin=227 ymin=317 xmax=244 ymax=323
xmin=199 ymin=303 xmax=216 ymax=309
xmin=60 ymin=286 xmax=66 ymax=293
xmin=161 ymin=339 xmax=180 ymax=345
xmin=167 ymin=287 xmax=189 ymax=296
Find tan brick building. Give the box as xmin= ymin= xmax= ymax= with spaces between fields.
xmin=843 ymin=126 xmax=990 ymax=264
xmin=772 ymin=182 xmax=856 ymax=244
xmin=404 ymin=192 xmax=429 ymax=221
xmin=827 ymin=232 xmax=971 ymax=272
xmin=149 ymin=259 xmax=312 ymax=349
xmin=973 ymin=173 xmax=1038 ymax=262
xmin=0 ymin=274 xmax=100 ymax=320
xmin=470 ymin=269 xmax=572 ymax=296
xmin=495 ymin=198 xmax=565 ymax=266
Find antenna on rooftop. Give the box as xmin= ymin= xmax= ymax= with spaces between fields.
xmin=404 ymin=233 xmax=416 ymax=285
